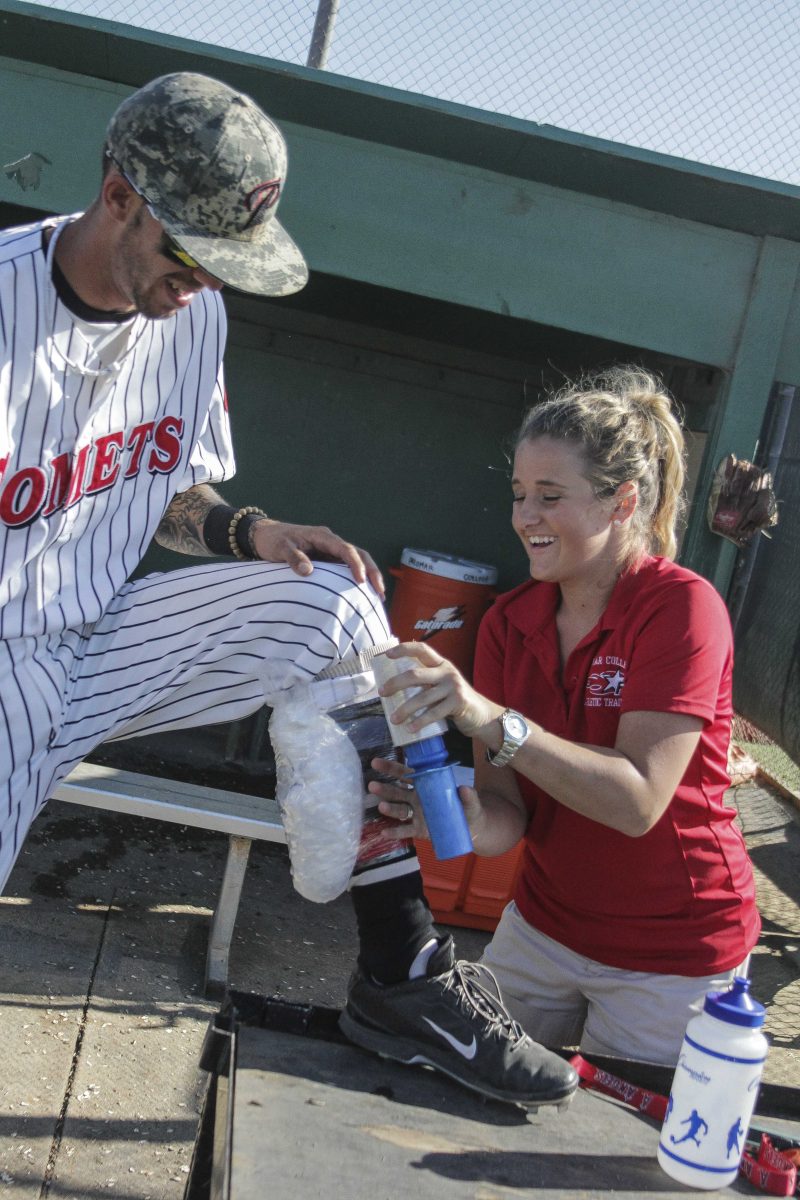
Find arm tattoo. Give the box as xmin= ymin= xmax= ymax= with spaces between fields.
xmin=155 ymin=485 xmax=222 ymax=556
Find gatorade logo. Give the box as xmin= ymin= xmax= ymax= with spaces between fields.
xmin=414 ymin=605 xmax=467 ymax=640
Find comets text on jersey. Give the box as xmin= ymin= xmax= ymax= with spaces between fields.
xmin=0 ymin=417 xmax=184 ymax=527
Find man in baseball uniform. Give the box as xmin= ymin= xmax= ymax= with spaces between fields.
xmin=0 ymin=73 xmax=576 ymax=1110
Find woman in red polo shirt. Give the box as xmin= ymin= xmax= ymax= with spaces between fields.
xmin=373 ymin=365 xmax=760 ymax=1065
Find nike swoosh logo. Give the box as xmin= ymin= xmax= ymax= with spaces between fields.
xmin=422 ymin=1017 xmax=477 ymax=1059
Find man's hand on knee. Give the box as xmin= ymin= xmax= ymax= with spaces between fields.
xmin=250 ymin=518 xmax=385 ymax=596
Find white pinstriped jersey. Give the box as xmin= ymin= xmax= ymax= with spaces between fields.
xmin=0 ymin=216 xmax=235 ymax=639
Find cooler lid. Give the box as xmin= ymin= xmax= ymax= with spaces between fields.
xmin=400 ymin=548 xmax=498 ymax=585
xmin=703 ymin=976 xmax=765 ymax=1027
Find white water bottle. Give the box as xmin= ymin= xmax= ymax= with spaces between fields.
xmin=657 ymin=977 xmax=768 ymax=1190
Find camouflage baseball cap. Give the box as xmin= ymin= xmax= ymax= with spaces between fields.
xmin=106 ymin=72 xmax=308 ymax=297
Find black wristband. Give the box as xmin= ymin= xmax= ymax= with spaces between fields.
xmin=235 ymin=513 xmax=262 ymax=558
xmin=203 ymin=503 xmax=237 ymax=556
xmin=204 ymin=503 xmax=266 ymax=559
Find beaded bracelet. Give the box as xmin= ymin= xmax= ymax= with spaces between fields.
xmin=228 ymin=506 xmax=267 ymax=560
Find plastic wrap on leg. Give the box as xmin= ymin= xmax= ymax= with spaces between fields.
xmin=266 ymin=679 xmax=365 ymax=903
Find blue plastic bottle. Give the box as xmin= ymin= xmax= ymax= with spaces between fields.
xmin=372 ymin=651 xmax=474 ymax=861
xmin=403 ymin=735 xmax=473 ymax=860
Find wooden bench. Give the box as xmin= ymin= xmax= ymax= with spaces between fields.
xmin=51 ymin=761 xmax=287 ymax=998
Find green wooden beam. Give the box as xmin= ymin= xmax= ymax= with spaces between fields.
xmin=680 ymin=235 xmax=800 ymax=594
xmin=0 ymin=55 xmax=764 ymax=365
xmin=775 ymin=272 xmax=800 ymax=386
xmin=2 ymin=0 xmax=800 ymax=242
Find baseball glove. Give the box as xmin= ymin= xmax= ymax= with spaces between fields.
xmin=707 ymin=453 xmax=779 ymax=548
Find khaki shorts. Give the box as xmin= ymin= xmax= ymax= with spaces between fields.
xmin=481 ymin=901 xmax=751 ymax=1065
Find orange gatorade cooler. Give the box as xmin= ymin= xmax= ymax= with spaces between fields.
xmin=388 ymin=548 xmax=498 ymax=679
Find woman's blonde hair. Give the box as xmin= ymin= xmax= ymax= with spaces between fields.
xmin=516 ymin=366 xmax=687 ymax=563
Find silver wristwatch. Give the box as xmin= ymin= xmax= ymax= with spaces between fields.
xmin=485 ymin=708 xmax=530 ymax=768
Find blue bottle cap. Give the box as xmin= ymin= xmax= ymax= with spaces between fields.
xmin=403 ymin=735 xmax=448 ymax=770
xmin=703 ymin=976 xmax=765 ymax=1027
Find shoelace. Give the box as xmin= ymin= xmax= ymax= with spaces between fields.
xmin=443 ymin=960 xmax=528 ymax=1043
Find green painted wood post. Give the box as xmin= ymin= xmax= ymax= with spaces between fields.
xmin=680 ymin=235 xmax=800 ymax=599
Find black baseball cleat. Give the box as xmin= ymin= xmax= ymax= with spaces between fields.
xmin=339 ymin=935 xmax=579 ymax=1110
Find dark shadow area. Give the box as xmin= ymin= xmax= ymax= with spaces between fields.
xmin=0 ymin=1114 xmax=198 ymax=1142
xmin=411 ymin=1148 xmax=675 ymax=1191
xmin=408 ymin=1146 xmax=776 ymax=1195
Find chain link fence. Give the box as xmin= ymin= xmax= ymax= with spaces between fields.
xmin=31 ymin=0 xmax=800 ymax=186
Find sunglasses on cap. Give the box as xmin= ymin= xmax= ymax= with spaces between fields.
xmin=106 ymin=152 xmax=203 ymax=272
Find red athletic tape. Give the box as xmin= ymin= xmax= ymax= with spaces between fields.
xmin=569 ymin=1053 xmax=668 ymax=1120
xmin=569 ymin=1056 xmax=798 ymax=1196
xmin=739 ymin=1135 xmax=798 ymax=1197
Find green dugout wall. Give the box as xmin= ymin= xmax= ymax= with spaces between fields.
xmin=3 ymin=0 xmax=800 ymax=597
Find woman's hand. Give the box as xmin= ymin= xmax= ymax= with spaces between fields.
xmin=376 ymin=642 xmax=501 ymax=738
xmin=367 ymin=755 xmax=485 ymax=843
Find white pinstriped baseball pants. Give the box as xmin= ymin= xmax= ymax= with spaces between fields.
xmin=0 ymin=560 xmax=392 ymax=892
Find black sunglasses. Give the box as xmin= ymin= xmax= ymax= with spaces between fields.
xmin=159 ymin=230 xmax=202 ymax=272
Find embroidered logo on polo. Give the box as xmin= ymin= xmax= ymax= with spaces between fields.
xmin=585 ymin=656 xmax=627 ymax=708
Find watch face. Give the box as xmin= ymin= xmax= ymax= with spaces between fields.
xmin=505 ymin=713 xmax=528 ymax=740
